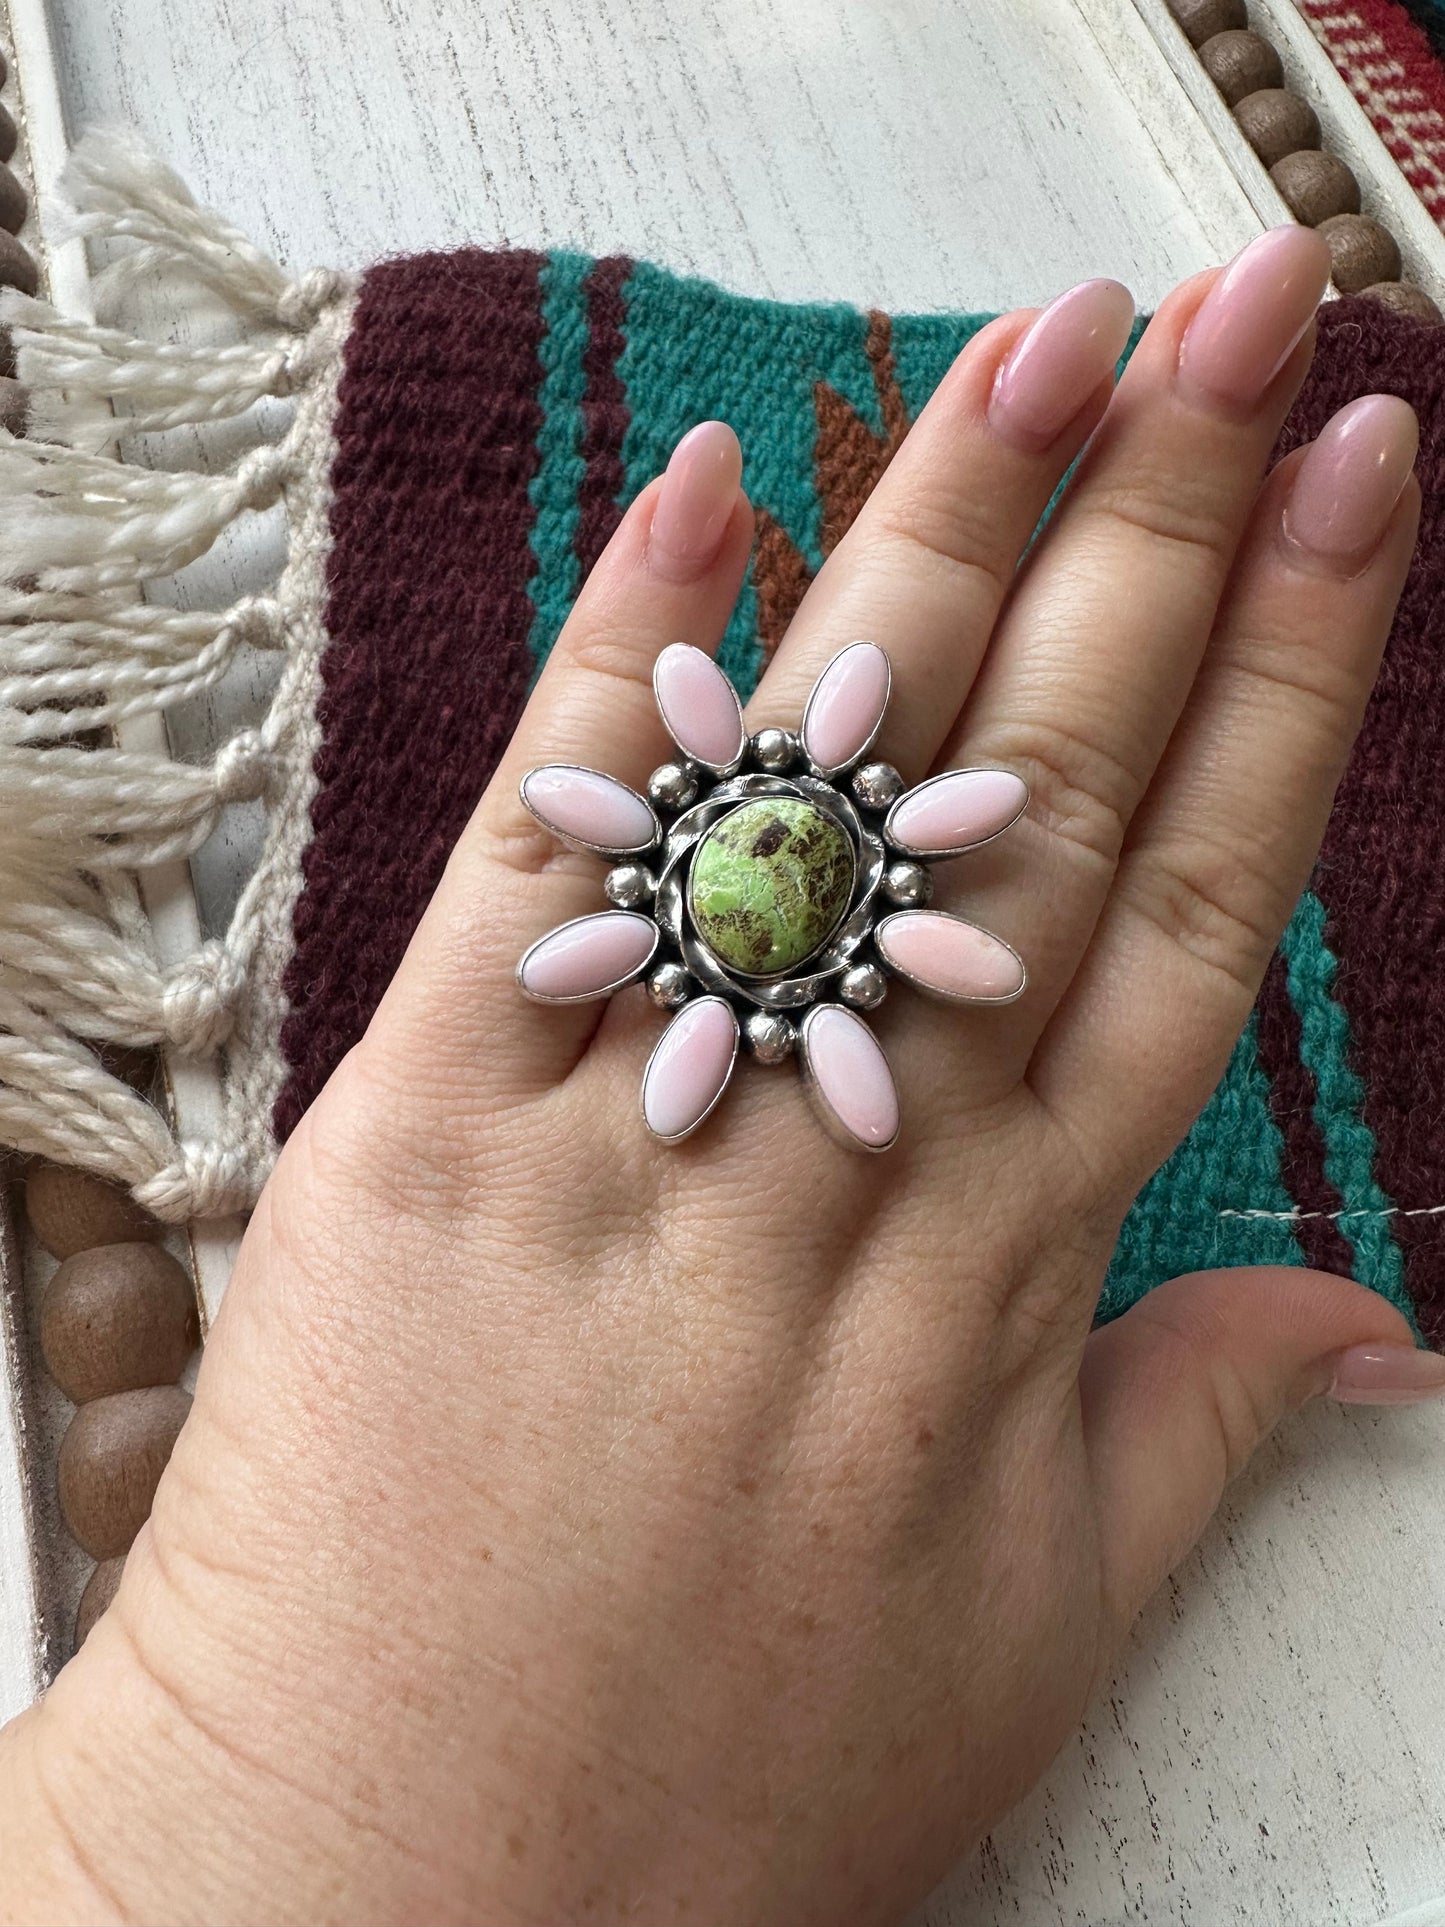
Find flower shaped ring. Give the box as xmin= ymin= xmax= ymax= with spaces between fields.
xmin=517 ymin=643 xmax=1029 ymax=1151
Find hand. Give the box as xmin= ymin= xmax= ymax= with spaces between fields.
xmin=3 ymin=226 xmax=1438 ymax=1927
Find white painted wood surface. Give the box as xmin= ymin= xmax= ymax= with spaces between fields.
xmin=20 ymin=0 xmax=1445 ymax=1919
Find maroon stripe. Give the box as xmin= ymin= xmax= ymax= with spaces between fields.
xmin=574 ymin=256 xmax=632 ymax=579
xmin=1254 ymin=950 xmax=1356 ymax=1274
xmin=272 ymin=248 xmax=548 ymax=1142
xmin=1278 ymin=298 xmax=1445 ymax=1338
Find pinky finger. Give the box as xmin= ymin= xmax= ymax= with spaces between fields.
xmin=1032 ymin=394 xmax=1420 ymax=1176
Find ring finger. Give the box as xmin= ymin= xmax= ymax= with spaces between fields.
xmin=923 ymin=226 xmax=1332 ymax=1096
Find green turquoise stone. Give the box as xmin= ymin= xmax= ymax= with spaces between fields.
xmin=688 ymin=798 xmax=855 ymax=977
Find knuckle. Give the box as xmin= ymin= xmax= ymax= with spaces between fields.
xmin=1122 ymin=838 xmax=1283 ymax=996
xmin=864 ymin=492 xmax=1012 ymax=607
xmin=559 ymin=624 xmax=661 ymax=693
xmin=990 ymin=715 xmax=1137 ymax=866
xmin=1083 ymin=473 xmax=1240 ymax=571
xmin=1221 ymin=646 xmax=1366 ymax=747
xmin=1132 ymin=1299 xmax=1273 ymax=1486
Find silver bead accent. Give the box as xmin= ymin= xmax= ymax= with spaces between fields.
xmin=839 ymin=962 xmax=888 ymax=1010
xmin=647 ymin=961 xmax=692 ymax=1010
xmin=744 ymin=1009 xmax=797 ymax=1064
xmin=881 ymin=859 xmax=933 ymax=909
xmin=648 ymin=762 xmax=699 ymax=812
xmin=750 ymin=727 xmax=799 ymax=774
xmin=852 ymin=760 xmax=905 ymax=811
xmin=604 ymin=862 xmax=656 ymax=909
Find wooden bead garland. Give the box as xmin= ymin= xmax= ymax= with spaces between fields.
xmin=74 ymin=1558 xmax=125 ymax=1648
xmin=1318 ymin=214 xmax=1402 ymax=293
xmin=57 ymin=1384 xmax=192 ymax=1561
xmin=1168 ymin=0 xmax=1248 ymax=48
xmin=25 ymin=1164 xmax=162 ymax=1260
xmin=1171 ymin=0 xmax=1439 ymax=320
xmin=1233 ymin=88 xmax=1320 ymax=168
xmin=1198 ymin=28 xmax=1283 ymax=106
xmin=0 ymin=228 xmax=36 ymax=297
xmin=41 ymin=1243 xmax=198 ymax=1405
xmin=1270 ymin=150 xmax=1361 ymax=227
xmin=1359 ymin=280 xmax=1444 ymax=324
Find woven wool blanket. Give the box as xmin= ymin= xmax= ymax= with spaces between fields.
xmin=1305 ymin=0 xmax=1445 ymax=228
xmin=0 ymin=139 xmax=1442 ymax=1339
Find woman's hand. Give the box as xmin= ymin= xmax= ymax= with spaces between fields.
xmin=4 ymin=226 xmax=1439 ymax=1927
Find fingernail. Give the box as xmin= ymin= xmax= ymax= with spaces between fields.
xmin=1282 ymin=393 xmax=1419 ymax=568
xmin=1328 ymin=1343 xmax=1445 ymax=1405
xmin=988 ymin=279 xmax=1135 ymax=450
xmin=1178 ymin=226 xmax=1331 ymax=408
xmin=649 ymin=421 xmax=742 ymax=579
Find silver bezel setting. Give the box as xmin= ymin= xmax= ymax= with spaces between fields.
xmin=516 ymin=912 xmax=660 ymax=1004
xmin=519 ymin=764 xmax=661 ymax=857
xmin=798 ymin=1004 xmax=900 ymax=1155
xmin=640 ymin=996 xmax=741 ymax=1142
xmin=883 ymin=765 xmax=1029 ymax=860
xmin=873 ymin=911 xmax=1028 ymax=1007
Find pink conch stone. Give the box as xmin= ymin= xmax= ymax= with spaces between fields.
xmin=802 ymin=642 xmax=890 ymax=773
xmin=642 ymin=996 xmax=739 ymax=1139
xmin=521 ymin=765 xmax=657 ymax=853
xmin=802 ymin=1004 xmax=900 ymax=1150
xmin=887 ymin=767 xmax=1028 ymax=856
xmin=653 ymin=644 xmax=745 ymax=769
xmin=876 ymin=912 xmax=1024 ymax=1002
xmin=519 ymin=912 xmax=656 ymax=1001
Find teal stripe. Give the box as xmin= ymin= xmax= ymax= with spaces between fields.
xmin=525 ymin=251 xmax=593 ymax=675
xmin=1100 ymin=1013 xmax=1304 ymax=1324
xmin=1280 ymin=891 xmax=1416 ymax=1329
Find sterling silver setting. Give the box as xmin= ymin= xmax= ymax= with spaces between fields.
xmin=516 ymin=642 xmax=1029 ymax=1150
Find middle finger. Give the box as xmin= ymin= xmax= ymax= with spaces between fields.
xmin=745 ymin=280 xmax=1136 ymax=776
xmin=933 ymin=226 xmax=1332 ymax=1077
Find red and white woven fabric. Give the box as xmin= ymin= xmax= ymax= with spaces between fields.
xmin=1299 ymin=0 xmax=1445 ymax=225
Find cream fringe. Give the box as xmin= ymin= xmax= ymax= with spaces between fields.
xmin=0 ymin=129 xmax=357 ymax=1220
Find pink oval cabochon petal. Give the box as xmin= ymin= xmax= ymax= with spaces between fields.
xmin=521 ymin=765 xmax=657 ymax=853
xmin=653 ymin=644 xmax=745 ymax=768
xmin=642 ymin=996 xmax=739 ymax=1139
xmin=802 ymin=642 xmax=890 ymax=773
xmin=887 ymin=767 xmax=1028 ymax=855
xmin=876 ymin=911 xmax=1024 ymax=1002
xmin=802 ymin=1004 xmax=900 ymax=1150
xmin=519 ymin=913 xmax=656 ymax=1000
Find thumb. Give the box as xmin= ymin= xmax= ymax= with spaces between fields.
xmin=1079 ymin=1267 xmax=1445 ymax=1631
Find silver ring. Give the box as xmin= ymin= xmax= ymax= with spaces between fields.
xmin=515 ymin=642 xmax=1029 ymax=1151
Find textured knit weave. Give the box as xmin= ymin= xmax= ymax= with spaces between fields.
xmin=1303 ymin=0 xmax=1445 ymax=225
xmin=262 ymin=257 xmax=1445 ymax=1338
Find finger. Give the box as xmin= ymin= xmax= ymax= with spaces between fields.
xmin=364 ymin=422 xmax=756 ymax=1093
xmin=1080 ymin=1267 xmax=1443 ymax=1639
xmin=745 ymin=281 xmax=1135 ymax=778
xmin=1035 ymin=394 xmax=1420 ymax=1175
xmin=927 ymin=228 xmax=1332 ymax=1092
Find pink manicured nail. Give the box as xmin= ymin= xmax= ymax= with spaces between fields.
xmin=988 ymin=279 xmax=1136 ymax=449
xmin=1282 ymin=393 xmax=1419 ymax=567
xmin=650 ymin=421 xmax=743 ymax=578
xmin=1328 ymin=1344 xmax=1445 ymax=1405
xmin=1178 ymin=226 xmax=1331 ymax=408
